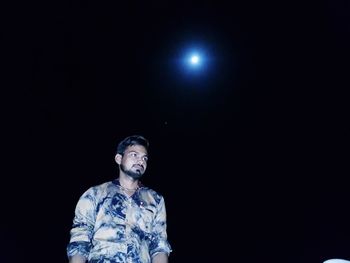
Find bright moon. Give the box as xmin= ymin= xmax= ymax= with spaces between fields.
xmin=190 ymin=55 xmax=199 ymax=64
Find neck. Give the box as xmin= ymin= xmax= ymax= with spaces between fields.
xmin=118 ymin=175 xmax=139 ymax=191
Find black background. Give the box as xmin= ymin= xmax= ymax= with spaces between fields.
xmin=2 ymin=1 xmax=349 ymax=262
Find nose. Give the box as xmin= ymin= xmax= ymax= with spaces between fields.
xmin=137 ymin=158 xmax=145 ymax=166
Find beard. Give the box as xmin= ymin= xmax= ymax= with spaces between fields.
xmin=120 ymin=164 xmax=144 ymax=180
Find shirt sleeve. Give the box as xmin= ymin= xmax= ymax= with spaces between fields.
xmin=149 ymin=196 xmax=172 ymax=257
xmin=67 ymin=187 xmax=97 ymax=259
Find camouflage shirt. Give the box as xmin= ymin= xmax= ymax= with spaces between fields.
xmin=67 ymin=180 xmax=172 ymax=263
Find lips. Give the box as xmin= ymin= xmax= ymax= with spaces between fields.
xmin=133 ymin=164 xmax=144 ymax=171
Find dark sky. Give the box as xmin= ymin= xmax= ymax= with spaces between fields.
xmin=2 ymin=1 xmax=349 ymax=263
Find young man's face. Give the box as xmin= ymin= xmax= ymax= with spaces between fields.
xmin=116 ymin=144 xmax=148 ymax=179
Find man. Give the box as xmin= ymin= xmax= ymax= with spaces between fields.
xmin=67 ymin=135 xmax=172 ymax=263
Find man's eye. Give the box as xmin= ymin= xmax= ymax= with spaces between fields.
xmin=143 ymin=157 xmax=148 ymax=162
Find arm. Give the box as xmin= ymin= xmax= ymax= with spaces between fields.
xmin=149 ymin=196 xmax=172 ymax=259
xmin=152 ymin=252 xmax=168 ymax=263
xmin=69 ymin=254 xmax=87 ymax=263
xmin=67 ymin=188 xmax=97 ymax=261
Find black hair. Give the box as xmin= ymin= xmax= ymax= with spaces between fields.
xmin=116 ymin=135 xmax=149 ymax=156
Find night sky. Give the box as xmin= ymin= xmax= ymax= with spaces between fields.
xmin=2 ymin=1 xmax=349 ymax=263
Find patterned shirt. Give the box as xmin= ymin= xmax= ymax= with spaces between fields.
xmin=67 ymin=180 xmax=172 ymax=263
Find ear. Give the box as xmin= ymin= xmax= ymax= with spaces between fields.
xmin=115 ymin=154 xmax=122 ymax=165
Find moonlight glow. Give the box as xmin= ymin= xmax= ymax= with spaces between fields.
xmin=177 ymin=45 xmax=211 ymax=75
xmin=190 ymin=55 xmax=199 ymax=64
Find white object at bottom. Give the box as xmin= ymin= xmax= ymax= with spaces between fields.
xmin=324 ymin=259 xmax=350 ymax=263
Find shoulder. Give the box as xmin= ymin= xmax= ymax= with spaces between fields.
xmin=139 ymin=185 xmax=165 ymax=205
xmin=82 ymin=181 xmax=115 ymax=197
xmin=92 ymin=181 xmax=114 ymax=190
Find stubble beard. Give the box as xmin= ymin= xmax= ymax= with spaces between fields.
xmin=120 ymin=164 xmax=143 ymax=180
